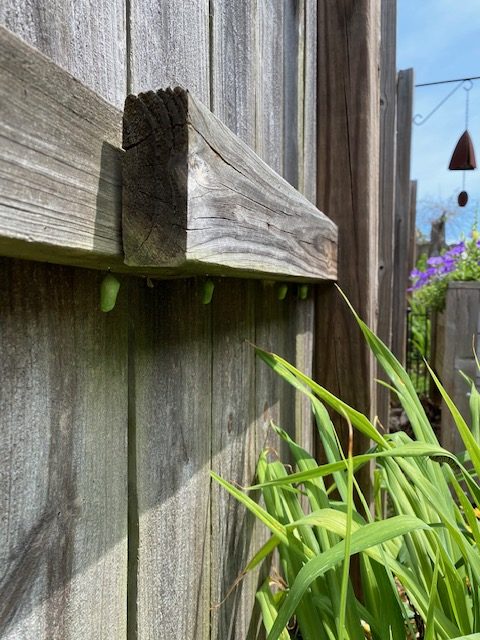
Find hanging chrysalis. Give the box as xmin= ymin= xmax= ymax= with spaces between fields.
xmin=277 ymin=284 xmax=288 ymax=301
xmin=201 ymin=279 xmax=215 ymax=305
xmin=298 ymin=284 xmax=309 ymax=300
xmin=100 ymin=273 xmax=121 ymax=312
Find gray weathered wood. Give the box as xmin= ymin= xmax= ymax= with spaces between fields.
xmin=129 ymin=0 xmax=210 ymax=101
xmin=256 ymin=0 xmax=284 ymax=175
xmin=0 ymin=26 xmax=125 ymax=270
xmin=377 ymin=0 xmax=397 ymax=429
xmin=298 ymin=0 xmax=317 ymax=206
xmin=130 ymin=280 xmax=211 ymax=640
xmin=391 ymin=69 xmax=414 ymax=364
xmin=127 ymin=6 xmax=212 ymax=639
xmin=210 ymin=280 xmax=259 ymax=640
xmin=408 ymin=180 xmax=418 ymax=275
xmin=122 ymin=87 xmax=337 ymax=281
xmin=211 ymin=0 xmax=256 ymax=148
xmin=439 ymin=283 xmax=480 ymax=452
xmin=315 ymin=0 xmax=380 ymax=499
xmin=0 ymin=259 xmax=128 ymax=639
xmin=0 ymin=0 xmax=126 ymax=107
xmin=209 ymin=7 xmax=263 ymax=638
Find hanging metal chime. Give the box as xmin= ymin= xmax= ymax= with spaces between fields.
xmin=448 ymin=82 xmax=476 ymax=206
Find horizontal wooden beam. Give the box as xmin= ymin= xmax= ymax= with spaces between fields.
xmin=123 ymin=88 xmax=337 ymax=281
xmin=0 ymin=26 xmax=126 ymax=271
xmin=0 ymin=27 xmax=337 ymax=281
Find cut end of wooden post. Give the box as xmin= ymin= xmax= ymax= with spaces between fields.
xmin=122 ymin=87 xmax=338 ymax=281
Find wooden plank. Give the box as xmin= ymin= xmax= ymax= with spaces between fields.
xmin=256 ymin=0 xmax=284 ymax=175
xmin=377 ymin=0 xmax=397 ymax=429
xmin=129 ymin=0 xmax=210 ymax=101
xmin=0 ymin=26 xmax=124 ymax=270
xmin=0 ymin=259 xmax=128 ymax=639
xmin=127 ymin=5 xmax=212 ymax=639
xmin=299 ymin=0 xmax=317 ymax=206
xmin=315 ymin=0 xmax=380 ymax=495
xmin=408 ymin=180 xmax=418 ymax=274
xmin=122 ymin=88 xmax=337 ymax=281
xmin=440 ymin=283 xmax=480 ymax=452
xmin=209 ymin=7 xmax=263 ymax=639
xmin=293 ymin=0 xmax=316 ymax=454
xmin=130 ymin=280 xmax=211 ymax=640
xmin=211 ymin=0 xmax=256 ymax=148
xmin=391 ymin=69 xmax=414 ymax=364
xmin=210 ymin=280 xmax=259 ymax=640
xmin=0 ymin=1 xmax=126 ymax=107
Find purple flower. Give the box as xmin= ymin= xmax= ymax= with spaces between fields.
xmin=427 ymin=256 xmax=444 ymax=267
xmin=446 ymin=242 xmax=465 ymax=256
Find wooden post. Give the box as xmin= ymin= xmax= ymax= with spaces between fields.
xmin=408 ymin=180 xmax=418 ymax=275
xmin=377 ymin=0 xmax=397 ymax=430
xmin=391 ymin=68 xmax=414 ymax=364
xmin=315 ymin=0 xmax=380 ymax=482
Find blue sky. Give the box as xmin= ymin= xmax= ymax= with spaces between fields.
xmin=397 ymin=0 xmax=480 ymax=242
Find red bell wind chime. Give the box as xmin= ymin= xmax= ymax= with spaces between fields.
xmin=448 ymin=81 xmax=476 ymax=206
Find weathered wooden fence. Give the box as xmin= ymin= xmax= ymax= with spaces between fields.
xmin=0 ymin=1 xmax=396 ymax=638
xmin=434 ymin=283 xmax=480 ymax=452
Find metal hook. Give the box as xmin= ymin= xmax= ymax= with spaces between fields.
xmin=413 ymin=79 xmax=470 ymax=126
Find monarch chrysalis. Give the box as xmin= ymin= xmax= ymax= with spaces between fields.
xmin=298 ymin=284 xmax=309 ymax=300
xmin=146 ymin=277 xmax=154 ymax=289
xmin=100 ymin=273 xmax=120 ymax=312
xmin=201 ymin=279 xmax=215 ymax=305
xmin=277 ymin=284 xmax=288 ymax=301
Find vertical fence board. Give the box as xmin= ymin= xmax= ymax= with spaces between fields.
xmin=255 ymin=0 xmax=297 ymax=465
xmin=210 ymin=280 xmax=258 ymax=640
xmin=0 ymin=259 xmax=128 ymax=639
xmin=294 ymin=0 xmax=316 ymax=454
xmin=211 ymin=0 xmax=256 ymax=147
xmin=129 ymin=0 xmax=209 ymax=99
xmin=210 ymin=7 xmax=261 ymax=638
xmin=315 ymin=1 xmax=380 ymax=498
xmin=130 ymin=280 xmax=211 ymax=640
xmin=0 ymin=0 xmax=126 ymax=107
xmin=440 ymin=283 xmax=480 ymax=452
xmin=128 ymin=5 xmax=211 ymax=638
xmin=391 ymin=69 xmax=414 ymax=364
xmin=377 ymin=0 xmax=397 ymax=428
xmin=256 ymin=0 xmax=284 ymax=174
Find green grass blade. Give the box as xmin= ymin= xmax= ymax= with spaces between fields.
xmin=267 ymin=516 xmax=430 ymax=640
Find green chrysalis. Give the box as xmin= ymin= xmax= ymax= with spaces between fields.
xmin=277 ymin=284 xmax=288 ymax=301
xmin=202 ymin=279 xmax=215 ymax=305
xmin=100 ymin=273 xmax=120 ymax=312
xmin=298 ymin=284 xmax=309 ymax=300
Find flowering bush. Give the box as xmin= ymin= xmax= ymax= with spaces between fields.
xmin=409 ymin=231 xmax=480 ymax=310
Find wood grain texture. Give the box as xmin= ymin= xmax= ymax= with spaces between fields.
xmin=391 ymin=69 xmax=414 ymax=364
xmin=211 ymin=0 xmax=256 ymax=148
xmin=129 ymin=0 xmax=210 ymax=102
xmin=0 ymin=26 xmax=124 ymax=270
xmin=0 ymin=259 xmax=128 ymax=639
xmin=298 ymin=0 xmax=318 ymax=205
xmin=0 ymin=0 xmax=126 ymax=107
xmin=130 ymin=280 xmax=211 ymax=640
xmin=377 ymin=0 xmax=397 ymax=429
xmin=127 ymin=8 xmax=212 ymax=638
xmin=408 ymin=180 xmax=417 ymax=275
xmin=122 ymin=88 xmax=337 ymax=280
xmin=210 ymin=280 xmax=260 ymax=640
xmin=440 ymin=283 xmax=480 ymax=453
xmin=209 ymin=8 xmax=263 ymax=638
xmin=256 ymin=0 xmax=284 ymax=175
xmin=315 ymin=0 xmax=380 ymax=497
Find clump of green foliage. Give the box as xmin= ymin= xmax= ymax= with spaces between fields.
xmin=410 ymin=230 xmax=480 ymax=312
xmin=212 ymin=293 xmax=480 ymax=640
